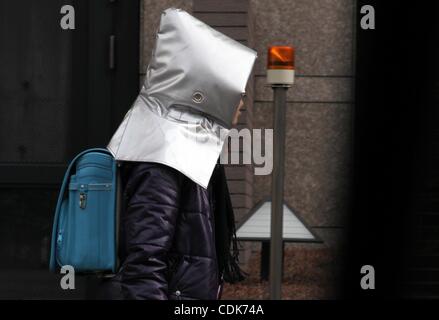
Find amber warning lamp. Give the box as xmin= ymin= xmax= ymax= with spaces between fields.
xmin=267 ymin=46 xmax=295 ymax=85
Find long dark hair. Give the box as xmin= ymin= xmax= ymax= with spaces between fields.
xmin=211 ymin=163 xmax=248 ymax=283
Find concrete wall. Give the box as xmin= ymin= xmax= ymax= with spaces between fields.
xmin=251 ymin=0 xmax=355 ymax=248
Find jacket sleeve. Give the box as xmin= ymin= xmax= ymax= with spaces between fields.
xmin=119 ymin=162 xmax=182 ymax=300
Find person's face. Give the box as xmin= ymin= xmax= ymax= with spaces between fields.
xmin=232 ymin=94 xmax=246 ymax=126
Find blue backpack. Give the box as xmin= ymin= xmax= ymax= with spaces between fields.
xmin=49 ymin=148 xmax=121 ymax=274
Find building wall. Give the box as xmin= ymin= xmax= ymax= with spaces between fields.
xmin=251 ymin=0 xmax=355 ymax=248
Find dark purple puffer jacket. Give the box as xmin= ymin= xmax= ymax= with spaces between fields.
xmin=116 ymin=161 xmax=221 ymax=300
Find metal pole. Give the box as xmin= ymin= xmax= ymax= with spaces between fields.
xmin=269 ymin=85 xmax=288 ymax=299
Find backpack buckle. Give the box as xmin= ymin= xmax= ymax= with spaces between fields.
xmin=79 ymin=192 xmax=87 ymax=209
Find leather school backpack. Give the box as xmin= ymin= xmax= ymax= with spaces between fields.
xmin=49 ymin=148 xmax=122 ymax=274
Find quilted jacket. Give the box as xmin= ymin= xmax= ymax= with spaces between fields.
xmin=115 ymin=161 xmax=221 ymax=300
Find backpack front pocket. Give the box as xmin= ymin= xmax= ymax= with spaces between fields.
xmin=63 ymin=181 xmax=114 ymax=271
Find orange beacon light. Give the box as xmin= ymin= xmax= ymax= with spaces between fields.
xmin=267 ymin=46 xmax=295 ymax=85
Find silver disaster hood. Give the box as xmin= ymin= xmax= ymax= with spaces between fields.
xmin=107 ymin=8 xmax=257 ymax=188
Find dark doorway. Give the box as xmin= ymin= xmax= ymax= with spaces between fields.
xmin=0 ymin=0 xmax=139 ymax=298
